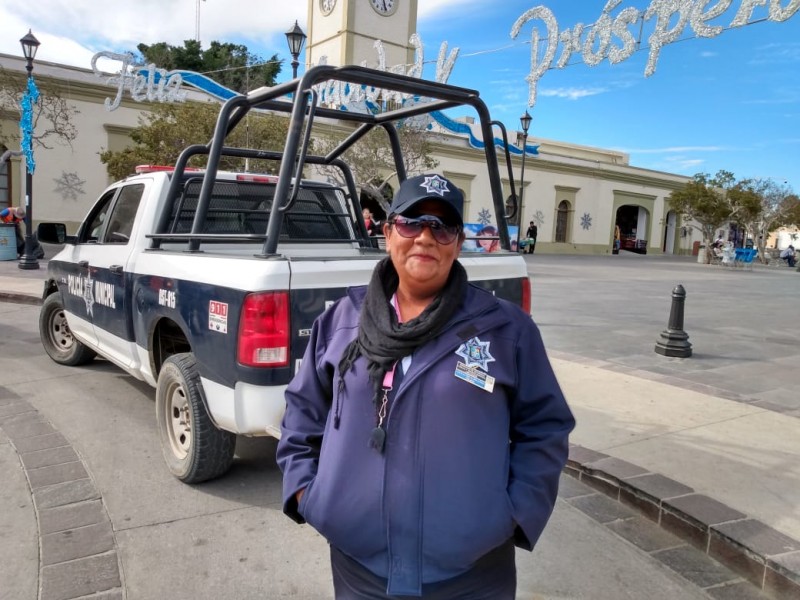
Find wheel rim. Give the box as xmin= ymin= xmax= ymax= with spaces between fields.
xmin=165 ymin=381 xmax=192 ymax=460
xmin=49 ymin=308 xmax=76 ymax=352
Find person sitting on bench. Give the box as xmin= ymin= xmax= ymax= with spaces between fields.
xmin=780 ymin=245 xmax=796 ymax=267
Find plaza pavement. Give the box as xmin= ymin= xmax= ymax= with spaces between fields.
xmin=0 ymin=248 xmax=798 ymax=598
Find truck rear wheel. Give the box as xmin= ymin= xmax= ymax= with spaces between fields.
xmin=39 ymin=293 xmax=97 ymax=366
xmin=156 ymin=352 xmax=235 ymax=483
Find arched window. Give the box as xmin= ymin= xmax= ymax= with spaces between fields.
xmin=555 ymin=200 xmax=570 ymax=243
xmin=0 ymin=146 xmax=9 ymax=210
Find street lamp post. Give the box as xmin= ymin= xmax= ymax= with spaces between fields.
xmin=285 ymin=21 xmax=307 ymax=79
xmin=18 ymin=29 xmax=41 ymax=271
xmin=516 ymin=110 xmax=532 ymax=251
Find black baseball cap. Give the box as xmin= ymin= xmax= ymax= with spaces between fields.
xmin=389 ymin=174 xmax=464 ymax=225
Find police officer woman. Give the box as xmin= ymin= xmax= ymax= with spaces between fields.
xmin=278 ymin=173 xmax=574 ymax=599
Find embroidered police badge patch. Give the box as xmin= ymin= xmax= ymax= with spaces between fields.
xmin=455 ymin=337 xmax=495 ymax=371
xmin=420 ymin=174 xmax=450 ymax=197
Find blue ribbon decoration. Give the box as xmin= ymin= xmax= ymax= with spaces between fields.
xmin=20 ymin=76 xmax=39 ymax=175
xmin=138 ymin=68 xmax=240 ymax=102
xmin=429 ymin=110 xmax=539 ymax=156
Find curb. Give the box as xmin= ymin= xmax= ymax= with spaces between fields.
xmin=0 ymin=291 xmax=42 ymax=306
xmin=0 ymin=398 xmax=124 ymax=600
xmin=567 ymin=444 xmax=800 ymax=599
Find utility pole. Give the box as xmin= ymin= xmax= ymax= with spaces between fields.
xmin=195 ymin=0 xmax=206 ymax=43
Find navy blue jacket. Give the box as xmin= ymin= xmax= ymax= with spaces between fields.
xmin=277 ymin=283 xmax=574 ymax=596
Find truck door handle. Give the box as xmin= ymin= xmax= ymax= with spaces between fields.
xmin=110 ymin=265 xmax=124 ymax=275
xmin=78 ymin=260 xmax=89 ymax=268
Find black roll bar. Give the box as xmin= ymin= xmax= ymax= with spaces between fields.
xmin=168 ymin=64 xmax=513 ymax=255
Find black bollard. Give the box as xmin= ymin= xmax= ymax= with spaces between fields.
xmin=655 ymin=284 xmax=692 ymax=358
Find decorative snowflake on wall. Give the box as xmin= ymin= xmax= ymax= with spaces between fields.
xmin=53 ymin=172 xmax=86 ymax=201
xmin=533 ymin=210 xmax=545 ymax=228
xmin=581 ymin=212 xmax=592 ymax=230
xmin=477 ymin=208 xmax=492 ymax=225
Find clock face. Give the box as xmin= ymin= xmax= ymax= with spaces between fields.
xmin=320 ymin=0 xmax=337 ymax=15
xmin=370 ymin=0 xmax=398 ymax=16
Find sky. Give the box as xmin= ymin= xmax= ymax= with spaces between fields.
xmin=1 ymin=0 xmax=798 ymax=192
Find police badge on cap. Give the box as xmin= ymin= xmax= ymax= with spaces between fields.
xmin=389 ymin=173 xmax=464 ymax=225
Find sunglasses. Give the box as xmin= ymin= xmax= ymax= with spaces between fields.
xmin=390 ymin=215 xmax=461 ymax=245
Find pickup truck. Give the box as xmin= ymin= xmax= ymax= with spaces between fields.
xmin=37 ymin=65 xmax=530 ymax=483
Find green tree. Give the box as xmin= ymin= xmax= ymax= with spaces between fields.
xmin=137 ymin=40 xmax=281 ymax=94
xmin=314 ymin=123 xmax=438 ymax=215
xmin=0 ymin=66 xmax=78 ymax=151
xmin=99 ymin=101 xmax=290 ymax=180
xmin=734 ymin=178 xmax=799 ymax=262
xmin=668 ymin=171 xmax=736 ymax=264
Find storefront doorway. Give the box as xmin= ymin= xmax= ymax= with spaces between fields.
xmin=615 ymin=205 xmax=649 ymax=254
xmin=663 ymin=210 xmax=677 ymax=254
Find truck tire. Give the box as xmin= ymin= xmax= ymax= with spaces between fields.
xmin=156 ymin=353 xmax=235 ymax=483
xmin=39 ymin=293 xmax=97 ymax=366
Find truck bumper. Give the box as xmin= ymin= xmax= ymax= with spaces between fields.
xmin=200 ymin=377 xmax=286 ymax=438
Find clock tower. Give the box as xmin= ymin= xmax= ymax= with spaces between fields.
xmin=306 ymin=0 xmax=419 ymax=71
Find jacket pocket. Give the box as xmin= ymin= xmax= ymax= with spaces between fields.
xmin=297 ymin=478 xmax=317 ymax=522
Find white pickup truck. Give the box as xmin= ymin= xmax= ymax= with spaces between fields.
xmin=37 ymin=65 xmax=530 ymax=483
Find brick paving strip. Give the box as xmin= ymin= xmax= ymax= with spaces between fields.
xmin=566 ymin=445 xmax=800 ymax=599
xmin=0 ymin=397 xmax=123 ymax=600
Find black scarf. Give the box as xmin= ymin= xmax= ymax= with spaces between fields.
xmin=335 ymin=256 xmax=468 ymax=428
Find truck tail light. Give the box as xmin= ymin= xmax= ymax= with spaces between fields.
xmin=520 ymin=276 xmax=531 ymax=315
xmin=238 ymin=291 xmax=290 ymax=367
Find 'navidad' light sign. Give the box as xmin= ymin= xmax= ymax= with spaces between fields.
xmin=511 ymin=0 xmax=800 ymax=107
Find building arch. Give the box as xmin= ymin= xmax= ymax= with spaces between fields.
xmin=611 ymin=192 xmax=656 ymax=254
xmin=554 ymin=199 xmax=571 ymax=243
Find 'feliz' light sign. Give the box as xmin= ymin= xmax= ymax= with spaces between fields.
xmin=91 ymin=51 xmax=188 ymax=111
xmin=512 ymin=0 xmax=800 ymax=107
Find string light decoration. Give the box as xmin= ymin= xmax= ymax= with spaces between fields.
xmin=511 ymin=0 xmax=800 ymax=108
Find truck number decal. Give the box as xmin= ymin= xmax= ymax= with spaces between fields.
xmin=158 ymin=289 xmax=176 ymax=308
xmin=209 ymin=301 xmax=228 ymax=333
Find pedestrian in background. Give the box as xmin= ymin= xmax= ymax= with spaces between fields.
xmin=525 ymin=220 xmax=538 ymax=254
xmin=278 ymin=173 xmax=575 ymax=599
xmin=0 ymin=206 xmax=26 ymax=256
xmin=362 ymin=207 xmax=381 ymax=236
xmin=780 ymin=244 xmax=796 ymax=268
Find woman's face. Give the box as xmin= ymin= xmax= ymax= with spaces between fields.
xmin=477 ymin=231 xmax=498 ymax=252
xmin=384 ymin=200 xmax=463 ymax=301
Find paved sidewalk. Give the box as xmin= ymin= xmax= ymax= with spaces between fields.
xmin=1 ymin=251 xmax=798 ymax=598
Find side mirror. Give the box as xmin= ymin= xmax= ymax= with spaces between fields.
xmin=37 ymin=222 xmax=70 ymax=244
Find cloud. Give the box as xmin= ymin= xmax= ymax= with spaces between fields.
xmin=743 ymin=93 xmax=800 ymax=105
xmin=748 ymin=41 xmax=800 ymax=65
xmin=0 ymin=1 xmax=307 ymax=67
xmin=639 ymin=156 xmax=707 ymax=173
xmin=662 ymin=157 xmax=707 ymax=170
xmin=418 ymin=0 xmax=479 ymax=19
xmin=539 ymin=87 xmax=607 ymax=100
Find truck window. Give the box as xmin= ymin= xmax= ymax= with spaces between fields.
xmin=166 ymin=179 xmax=355 ymax=241
xmin=85 ymin=191 xmax=117 ymax=242
xmin=103 ymin=184 xmax=145 ymax=244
